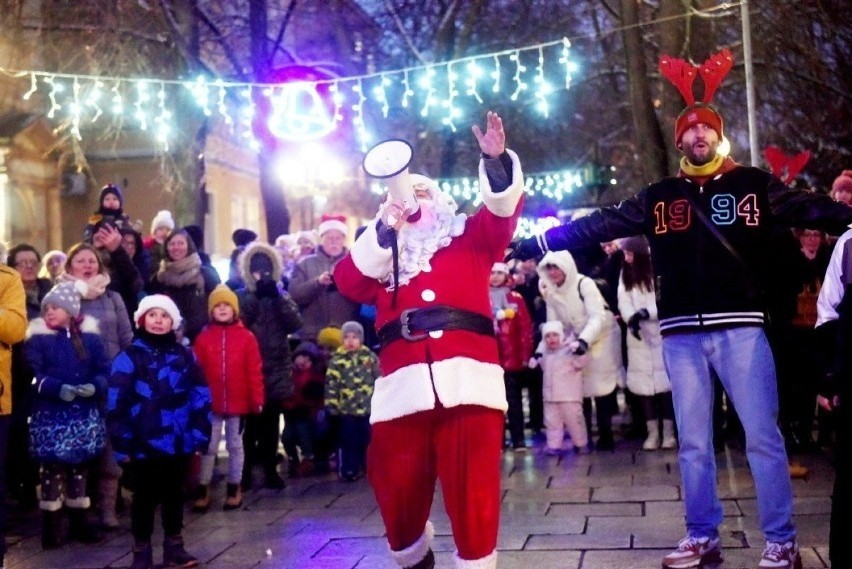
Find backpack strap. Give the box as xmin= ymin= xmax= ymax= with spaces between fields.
xmin=578 ymin=276 xmax=610 ymax=311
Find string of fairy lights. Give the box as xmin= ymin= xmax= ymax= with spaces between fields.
xmin=2 ymin=36 xmax=578 ymax=153
xmin=0 ymin=2 xmax=737 ymax=218
xmin=0 ymin=2 xmax=741 ymax=153
xmin=370 ymin=167 xmax=616 ymax=203
xmin=368 ymin=167 xmax=617 ymax=238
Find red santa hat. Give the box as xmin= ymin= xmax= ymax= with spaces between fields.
xmin=317 ymin=214 xmax=348 ymax=237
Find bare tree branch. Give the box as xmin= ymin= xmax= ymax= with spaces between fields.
xmin=158 ymin=0 xmax=219 ymax=77
xmin=17 ymin=22 xmax=170 ymax=44
xmin=599 ymin=0 xmax=619 ymax=19
xmin=268 ymin=0 xmax=298 ymax=67
xmin=384 ymin=0 xmax=427 ymax=64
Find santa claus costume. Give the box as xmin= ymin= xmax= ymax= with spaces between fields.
xmin=334 ymin=138 xmax=524 ymax=567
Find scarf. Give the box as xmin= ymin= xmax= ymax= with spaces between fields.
xmin=57 ymin=271 xmax=111 ymax=299
xmin=157 ymin=253 xmax=204 ymax=291
xmin=679 ymin=153 xmax=725 ymax=178
xmin=135 ymin=327 xmax=178 ymax=349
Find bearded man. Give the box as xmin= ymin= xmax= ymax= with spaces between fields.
xmin=333 ymin=112 xmax=524 ymax=569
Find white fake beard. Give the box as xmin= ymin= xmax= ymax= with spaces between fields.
xmin=385 ymin=197 xmax=466 ymax=289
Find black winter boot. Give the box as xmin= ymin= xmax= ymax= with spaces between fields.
xmin=41 ymin=510 xmax=63 ymax=549
xmin=162 ymin=534 xmax=199 ymax=568
xmin=263 ymin=465 xmax=286 ymax=489
xmin=67 ymin=508 xmax=102 ymax=543
xmin=410 ymin=549 xmax=436 ymax=569
xmin=129 ymin=541 xmax=153 ymax=569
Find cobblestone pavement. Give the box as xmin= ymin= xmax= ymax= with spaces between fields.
xmin=4 ymin=434 xmax=834 ymax=569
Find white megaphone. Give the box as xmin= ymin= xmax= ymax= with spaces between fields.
xmin=362 ymin=139 xmax=419 ymax=225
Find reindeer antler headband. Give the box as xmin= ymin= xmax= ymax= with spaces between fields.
xmin=764 ymin=146 xmax=811 ymax=186
xmin=659 ymin=49 xmax=734 ymax=144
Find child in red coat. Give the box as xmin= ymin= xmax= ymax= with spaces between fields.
xmin=489 ymin=262 xmax=534 ymax=451
xmin=192 ymin=285 xmax=264 ymax=511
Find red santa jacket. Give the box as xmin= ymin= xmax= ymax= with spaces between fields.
xmin=193 ymin=321 xmax=265 ymax=415
xmin=494 ymin=288 xmax=534 ymax=372
xmin=334 ymin=150 xmax=525 ymax=423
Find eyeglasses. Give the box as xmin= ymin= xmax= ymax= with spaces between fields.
xmin=14 ymin=259 xmax=39 ymax=268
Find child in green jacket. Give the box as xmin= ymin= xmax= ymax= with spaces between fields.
xmin=324 ymin=321 xmax=379 ymax=482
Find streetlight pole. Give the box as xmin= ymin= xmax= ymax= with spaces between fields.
xmin=741 ymin=0 xmax=759 ymax=166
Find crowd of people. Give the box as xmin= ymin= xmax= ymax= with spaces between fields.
xmin=0 ymin=106 xmax=847 ymax=568
xmin=0 ymin=184 xmax=387 ymax=568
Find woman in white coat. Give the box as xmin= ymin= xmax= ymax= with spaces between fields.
xmin=617 ymin=236 xmax=676 ymax=450
xmin=537 ymin=251 xmax=623 ymax=450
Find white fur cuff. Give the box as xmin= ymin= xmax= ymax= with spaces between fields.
xmin=65 ymin=496 xmax=91 ymax=509
xmin=39 ymin=499 xmax=63 ymax=512
xmin=454 ymin=549 xmax=497 ymax=568
xmin=480 ymin=149 xmax=524 ymax=218
xmin=390 ymin=521 xmax=435 ymax=568
xmin=350 ymin=221 xmax=394 ymax=280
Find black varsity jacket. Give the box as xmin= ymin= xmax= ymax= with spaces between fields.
xmin=542 ymin=165 xmax=852 ymax=335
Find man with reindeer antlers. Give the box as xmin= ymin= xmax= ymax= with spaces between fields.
xmin=508 ymin=50 xmax=852 ymax=569
xmin=334 ymin=111 xmax=524 ymax=569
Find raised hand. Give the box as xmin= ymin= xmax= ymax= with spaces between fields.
xmin=471 ymin=111 xmax=506 ymax=157
xmin=95 ymin=224 xmax=123 ymax=252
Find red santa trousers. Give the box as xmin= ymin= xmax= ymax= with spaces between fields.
xmin=367 ymin=404 xmax=503 ymax=562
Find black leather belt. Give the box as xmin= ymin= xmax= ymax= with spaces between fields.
xmin=377 ymin=306 xmax=495 ymax=346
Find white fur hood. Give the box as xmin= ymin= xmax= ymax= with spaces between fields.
xmin=26 ymin=315 xmax=100 ymax=339
xmin=239 ymin=240 xmax=284 ymax=292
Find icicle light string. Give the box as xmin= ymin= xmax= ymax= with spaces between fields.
xmin=0 ymin=2 xmax=739 ymax=146
xmin=0 ymin=2 xmax=739 ymax=89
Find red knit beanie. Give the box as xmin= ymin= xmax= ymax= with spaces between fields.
xmin=832 ymin=170 xmax=852 ymax=196
xmin=675 ymin=103 xmax=724 ymax=145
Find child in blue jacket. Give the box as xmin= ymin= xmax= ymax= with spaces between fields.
xmin=25 ymin=280 xmax=109 ymax=549
xmin=107 ymin=294 xmax=212 ymax=569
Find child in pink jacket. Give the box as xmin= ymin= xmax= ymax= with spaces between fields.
xmin=530 ymin=320 xmax=590 ymax=455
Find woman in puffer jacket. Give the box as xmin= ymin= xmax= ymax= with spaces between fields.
xmin=537 ymin=250 xmax=624 ymax=451
xmin=617 ymin=236 xmax=676 ymax=451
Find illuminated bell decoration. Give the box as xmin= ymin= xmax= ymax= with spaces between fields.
xmin=267 ymin=83 xmax=336 ymax=141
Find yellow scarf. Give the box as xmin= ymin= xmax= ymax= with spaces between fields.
xmin=679 ymin=154 xmax=725 ymax=177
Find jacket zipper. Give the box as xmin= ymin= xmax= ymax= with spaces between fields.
xmin=697 ymin=182 xmax=705 ymax=327
xmin=220 ymin=328 xmax=227 ymax=411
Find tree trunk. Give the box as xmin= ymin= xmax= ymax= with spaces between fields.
xmin=257 ymin=145 xmax=290 ymax=240
xmin=619 ymin=0 xmax=669 ymax=182
xmin=656 ymin=0 xmax=692 ymax=175
xmin=248 ymin=0 xmax=290 ymax=239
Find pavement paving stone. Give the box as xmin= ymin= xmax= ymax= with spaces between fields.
xmin=1 ymin=435 xmax=834 ymax=568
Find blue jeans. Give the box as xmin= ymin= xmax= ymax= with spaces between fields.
xmin=662 ymin=327 xmax=796 ymax=542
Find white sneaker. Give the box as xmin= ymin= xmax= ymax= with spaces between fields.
xmin=758 ymin=540 xmax=802 ymax=568
xmin=662 ymin=535 xmax=722 ymax=568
